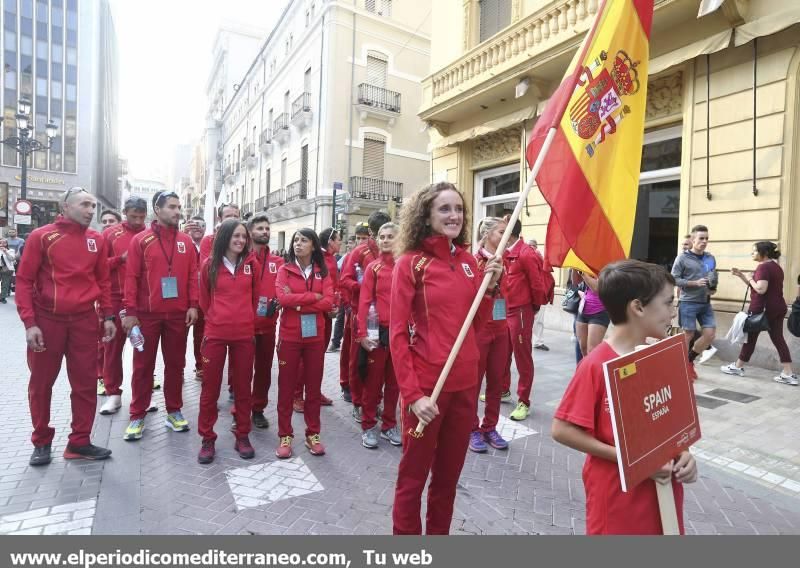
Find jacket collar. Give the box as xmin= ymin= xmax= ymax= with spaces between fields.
xmin=151 ymin=220 xmax=177 ymax=236
xmin=54 ymin=215 xmax=88 ymax=234
xmin=379 ymin=251 xmax=395 ymax=266
xmin=421 ymin=235 xmax=461 ymax=260
xmin=123 ymin=221 xmax=145 ymax=234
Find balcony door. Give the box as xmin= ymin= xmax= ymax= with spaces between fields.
xmin=363 ymin=134 xmax=386 ymax=180
xmin=473 ymin=163 xmax=520 ymax=244
xmin=366 ymin=51 xmax=388 ymax=88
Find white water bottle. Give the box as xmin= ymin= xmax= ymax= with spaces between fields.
xmin=367 ymin=302 xmax=380 ymax=341
xmin=129 ymin=325 xmax=145 ymax=352
xmin=355 ymin=263 xmax=364 ymax=284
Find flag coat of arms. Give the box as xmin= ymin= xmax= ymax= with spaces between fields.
xmin=526 ymin=0 xmax=653 ymax=275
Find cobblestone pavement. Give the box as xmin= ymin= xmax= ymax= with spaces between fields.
xmin=2 ymin=299 xmax=800 ymax=535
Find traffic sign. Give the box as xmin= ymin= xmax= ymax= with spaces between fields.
xmin=602 ymin=334 xmax=701 ymax=492
xmin=15 ymin=200 xmax=32 ymax=215
xmin=333 ymin=182 xmax=343 ymax=191
xmin=14 ymin=214 xmax=32 ymax=225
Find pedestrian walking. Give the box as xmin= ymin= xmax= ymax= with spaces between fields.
xmin=248 ymin=213 xmax=283 ymax=429
xmin=552 ymin=260 xmax=698 ymax=534
xmin=274 ymin=229 xmax=334 ymax=458
xmin=16 ymin=186 xmax=115 ymax=465
xmin=0 ymin=238 xmax=16 ymax=304
xmin=470 ymin=217 xmax=511 ymax=453
xmin=197 ymin=219 xmax=259 ymax=464
xmin=97 ymin=197 xmax=148 ymax=416
xmin=356 ymin=222 xmax=401 ymax=449
xmin=721 ymin=241 xmax=797 ymax=386
xmin=390 ymin=182 xmax=502 ymax=535
xmin=121 ymin=191 xmax=199 ymax=441
xmin=333 ymin=232 xmax=362 ymax=400
xmin=574 ymin=271 xmax=610 ymax=356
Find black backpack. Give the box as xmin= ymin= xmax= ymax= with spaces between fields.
xmin=788 ymin=297 xmax=800 ymax=338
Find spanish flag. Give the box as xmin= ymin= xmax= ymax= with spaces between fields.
xmin=526 ymin=0 xmax=653 ymax=275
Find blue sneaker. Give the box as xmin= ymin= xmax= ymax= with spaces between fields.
xmin=484 ymin=429 xmax=509 ymax=450
xmin=165 ymin=411 xmax=189 ymax=432
xmin=468 ymin=430 xmax=488 ymax=453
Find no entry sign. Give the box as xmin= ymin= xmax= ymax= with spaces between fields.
xmin=603 ymin=334 xmax=701 ymax=492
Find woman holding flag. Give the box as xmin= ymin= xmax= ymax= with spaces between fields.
xmin=390 ymin=182 xmax=502 ymax=534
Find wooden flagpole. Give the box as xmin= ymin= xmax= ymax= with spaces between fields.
xmin=655 ymin=469 xmax=681 ymax=535
xmin=412 ymin=127 xmax=558 ymax=437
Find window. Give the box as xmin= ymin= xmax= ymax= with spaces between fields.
xmin=362 ymin=134 xmax=386 ymax=179
xmin=283 ymin=91 xmax=290 ymax=114
xmin=280 ymin=157 xmax=287 ymax=189
xmin=366 ymin=51 xmax=388 ymax=88
xmin=472 ymin=163 xmax=520 ymax=241
xmin=479 ymin=0 xmax=511 ymax=43
xmin=366 ymin=0 xmax=392 ymax=16
xmin=304 ymin=68 xmax=312 ymax=93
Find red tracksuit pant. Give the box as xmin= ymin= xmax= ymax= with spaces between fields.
xmin=339 ymin=310 xmax=352 ymax=389
xmin=393 ymin=386 xmax=477 ymax=535
xmin=277 ymin=340 xmax=325 ymax=438
xmin=348 ymin=316 xmax=364 ymax=406
xmin=129 ymin=314 xmax=187 ymax=420
xmin=96 ymin=317 xmax=105 ymax=379
xmin=474 ymin=325 xmax=511 ymax=432
xmin=193 ymin=310 xmax=204 ymax=372
xmin=502 ymin=304 xmax=536 ymax=406
xmin=361 ymin=345 xmax=399 ymax=431
xmin=293 ymin=318 xmax=331 ymax=401
xmin=252 ymin=329 xmax=276 ymax=412
xmin=102 ymin=303 xmax=126 ymax=396
xmin=28 ymin=309 xmax=97 ymax=447
xmin=198 ymin=337 xmax=254 ymax=441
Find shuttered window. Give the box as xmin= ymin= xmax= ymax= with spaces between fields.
xmin=365 ymin=0 xmax=391 ymax=16
xmin=366 ymin=51 xmax=388 ymax=88
xmin=362 ymin=134 xmax=386 ymax=179
xmin=281 ymin=157 xmax=287 ymax=188
xmin=479 ymin=0 xmax=511 ymax=43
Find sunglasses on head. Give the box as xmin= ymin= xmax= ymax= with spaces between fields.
xmin=62 ymin=186 xmax=90 ymax=203
xmin=154 ymin=191 xmax=179 ymax=207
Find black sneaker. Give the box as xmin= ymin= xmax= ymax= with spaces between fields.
xmin=342 ymin=386 xmax=352 ymax=403
xmin=252 ymin=411 xmax=269 ymax=429
xmin=326 ymin=344 xmax=340 ymax=353
xmin=63 ymin=444 xmax=112 ymax=461
xmin=29 ymin=444 xmax=52 ymax=466
xmin=0 ymin=298 xmax=7 ymax=304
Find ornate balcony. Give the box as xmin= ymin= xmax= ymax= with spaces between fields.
xmin=273 ymin=113 xmax=290 ymax=145
xmin=242 ymin=203 xmax=253 ymax=215
xmin=267 ymin=187 xmax=285 ymax=209
xmin=349 ymin=176 xmax=403 ymax=201
xmin=286 ymin=180 xmax=308 ymax=203
xmin=290 ymin=92 xmax=313 ymax=129
xmin=255 ymin=196 xmax=267 ymax=211
xmin=356 ymin=83 xmax=401 ymax=126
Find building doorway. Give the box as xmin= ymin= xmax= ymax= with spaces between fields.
xmin=473 ymin=163 xmax=520 ymax=242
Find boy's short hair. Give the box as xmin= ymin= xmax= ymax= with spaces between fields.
xmin=599 ymin=260 xmax=676 ymax=325
xmin=354 ymin=222 xmax=370 ymax=236
xmin=367 ymin=211 xmax=391 ymax=235
xmin=690 ymin=225 xmax=708 ymax=234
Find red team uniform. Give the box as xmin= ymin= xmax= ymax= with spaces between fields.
xmin=252 ymin=246 xmax=284 ymax=415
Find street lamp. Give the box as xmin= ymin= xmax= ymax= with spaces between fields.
xmin=1 ymin=96 xmax=60 ymax=201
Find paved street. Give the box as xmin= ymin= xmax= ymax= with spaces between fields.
xmin=1 ymin=300 xmax=800 ymax=535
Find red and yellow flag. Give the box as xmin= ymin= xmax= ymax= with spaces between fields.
xmin=526 ymin=0 xmax=653 ymax=275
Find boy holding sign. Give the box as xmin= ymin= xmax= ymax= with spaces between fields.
xmin=552 ymin=260 xmax=698 ymax=534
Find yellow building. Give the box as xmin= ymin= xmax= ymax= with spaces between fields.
xmin=420 ymin=0 xmax=800 ymax=366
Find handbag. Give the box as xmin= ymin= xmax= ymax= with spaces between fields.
xmin=562 ymin=287 xmax=580 ymax=314
xmin=741 ymin=288 xmax=770 ymax=334
xmin=787 ymin=297 xmax=800 ymax=338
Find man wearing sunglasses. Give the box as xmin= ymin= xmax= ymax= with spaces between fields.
xmin=122 ymin=191 xmax=199 ymax=440
xmin=16 ymin=186 xmax=115 ymax=466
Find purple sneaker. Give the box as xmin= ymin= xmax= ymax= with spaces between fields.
xmin=469 ymin=430 xmax=488 ymax=453
xmin=484 ymin=429 xmax=509 ymax=450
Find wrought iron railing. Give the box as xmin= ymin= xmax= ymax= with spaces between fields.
xmin=349 ymin=176 xmax=403 ymax=200
xmin=291 ymin=92 xmax=312 ymax=119
xmin=357 ymin=83 xmax=401 ymax=113
xmin=286 ymin=180 xmax=308 ymax=202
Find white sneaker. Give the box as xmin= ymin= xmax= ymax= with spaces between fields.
xmin=99 ymin=394 xmax=122 ymax=415
xmin=773 ymin=373 xmax=799 ymax=386
xmin=720 ymin=363 xmax=745 ymax=377
xmin=697 ymin=346 xmax=718 ymax=365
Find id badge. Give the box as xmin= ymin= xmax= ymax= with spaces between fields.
xmin=161 ymin=276 xmax=179 ymax=299
xmin=492 ymin=298 xmax=507 ymax=321
xmin=300 ymin=313 xmax=318 ymax=338
xmin=257 ymin=296 xmax=269 ymax=317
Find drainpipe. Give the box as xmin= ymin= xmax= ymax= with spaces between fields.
xmin=314 ymin=12 xmax=326 ymax=230
xmin=346 ymin=0 xmax=357 ymax=230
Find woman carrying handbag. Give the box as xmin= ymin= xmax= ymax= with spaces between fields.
xmin=720 ymin=241 xmax=797 ymax=386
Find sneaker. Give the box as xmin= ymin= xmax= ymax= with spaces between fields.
xmin=352 ymin=406 xmax=362 ymax=423
xmin=509 ymin=401 xmax=530 ymax=421
xmin=124 ymin=418 xmax=145 ymax=441
xmin=165 ymin=411 xmax=190 ymax=432
xmin=197 ymin=439 xmax=215 ymax=464
xmin=480 ymin=390 xmax=513 ymax=404
xmin=293 ymin=398 xmax=305 ymax=413
xmin=469 ymin=430 xmax=488 ymax=453
xmin=380 ymin=426 xmax=403 ymax=446
xmin=99 ymin=394 xmax=122 ymax=415
xmin=327 ymin=344 xmax=340 ymax=353
xmin=276 ymin=435 xmax=293 ymax=459
xmin=341 ymin=385 xmax=352 ymax=403
xmin=29 ymin=444 xmax=52 ymax=466
xmin=97 ymin=378 xmax=106 ymax=396
xmin=252 ymin=411 xmax=269 ymax=429
xmin=305 ymin=434 xmax=325 ymax=456
xmin=361 ymin=426 xmax=379 ymax=449
xmin=773 ymin=373 xmax=799 ymax=386
xmin=320 ymin=393 xmax=333 ymax=406
xmin=152 ymin=376 xmax=161 ymax=390
xmin=484 ymin=429 xmax=509 ymax=450
xmin=720 ymin=363 xmax=745 ymax=377
xmin=194 ymin=368 xmax=203 ymax=382
xmin=63 ymin=443 xmax=112 ymax=461
xmin=697 ymin=346 xmax=718 ymax=365
xmin=534 ymin=343 xmax=550 ymax=351
xmin=235 ymin=436 xmax=256 ymax=459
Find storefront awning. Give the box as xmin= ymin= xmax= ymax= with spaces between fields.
xmin=734 ymin=7 xmax=800 ymax=46
xmin=431 ymin=106 xmax=537 ymax=150
xmin=649 ymin=29 xmax=732 ymax=76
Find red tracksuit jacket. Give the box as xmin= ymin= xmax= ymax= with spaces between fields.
xmin=199 ymin=255 xmax=259 ymax=341
xmin=340 ymin=239 xmax=379 ymax=316
xmin=199 ymin=233 xmax=214 ymax=263
xmin=356 ymin=252 xmax=395 ymax=339
xmin=253 ymin=245 xmax=284 ymax=334
xmin=475 ymin=248 xmax=509 ymax=333
xmin=322 ymin=248 xmax=339 ymax=291
xmin=390 ymin=236 xmax=493 ymax=405
xmin=503 ymin=237 xmax=546 ymax=310
xmin=16 ymin=216 xmax=113 ymax=329
xmin=276 ymin=260 xmax=334 ymax=342
xmin=104 ymin=222 xmax=145 ymax=305
xmin=124 ymin=221 xmax=199 ymax=317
